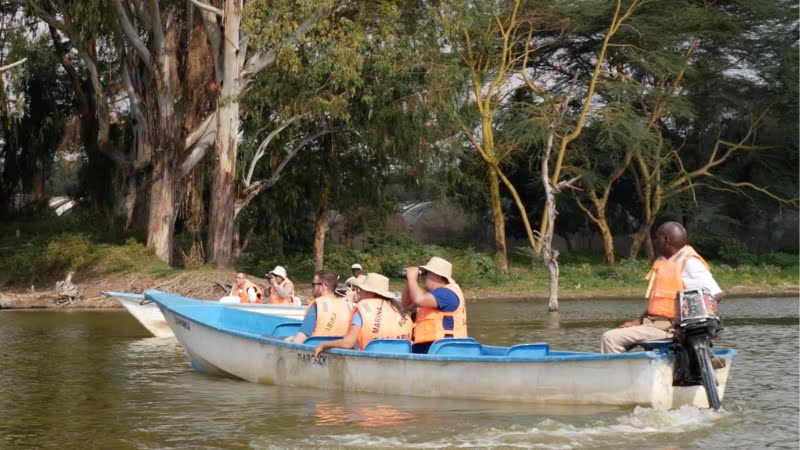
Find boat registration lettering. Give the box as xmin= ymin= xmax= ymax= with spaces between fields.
xmin=297 ymin=353 xmax=327 ymax=366
xmin=175 ymin=317 xmax=191 ymax=331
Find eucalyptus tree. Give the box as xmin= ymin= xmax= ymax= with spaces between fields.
xmin=234 ymin=1 xmax=444 ymax=268
xmin=0 ymin=18 xmax=72 ymax=215
xmin=178 ymin=0 xmax=330 ymax=267
xmin=11 ymin=1 xmax=132 ymax=219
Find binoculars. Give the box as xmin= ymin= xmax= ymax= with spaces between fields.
xmin=397 ymin=268 xmax=427 ymax=278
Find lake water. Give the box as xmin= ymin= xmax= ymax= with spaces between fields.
xmin=0 ymin=296 xmax=797 ymax=449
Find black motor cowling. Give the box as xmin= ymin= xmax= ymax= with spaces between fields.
xmin=671 ymin=288 xmax=724 ymax=410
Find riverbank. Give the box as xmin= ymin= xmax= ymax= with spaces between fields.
xmin=1 ymin=265 xmax=796 ymax=309
xmin=1 ymin=223 xmax=797 ymax=309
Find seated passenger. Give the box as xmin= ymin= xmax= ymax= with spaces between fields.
xmin=285 ymin=270 xmax=351 ymax=344
xmin=401 ymin=256 xmax=467 ymax=354
xmin=343 ymin=274 xmax=366 ymax=307
xmin=313 ymin=273 xmax=413 ymax=357
xmin=231 ymin=271 xmax=264 ymax=304
xmin=266 ymin=265 xmax=299 ymax=305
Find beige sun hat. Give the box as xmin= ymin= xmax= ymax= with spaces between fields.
xmin=269 ymin=265 xmax=287 ymax=278
xmin=346 ymin=274 xmax=367 ymax=287
xmin=354 ymin=273 xmax=395 ymax=299
xmin=419 ymin=256 xmax=453 ymax=284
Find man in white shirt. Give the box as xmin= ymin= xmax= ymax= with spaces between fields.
xmin=600 ymin=222 xmax=724 ymax=353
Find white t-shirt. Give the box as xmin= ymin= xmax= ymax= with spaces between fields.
xmin=681 ymin=258 xmax=722 ymax=296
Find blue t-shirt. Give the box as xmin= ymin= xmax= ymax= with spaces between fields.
xmin=430 ymin=287 xmax=459 ymax=330
xmin=297 ymin=304 xmax=317 ymax=337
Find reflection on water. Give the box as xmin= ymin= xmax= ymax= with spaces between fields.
xmin=0 ymin=297 xmax=797 ymax=449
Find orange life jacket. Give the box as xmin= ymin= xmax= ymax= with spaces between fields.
xmin=268 ymin=279 xmax=296 ymax=305
xmin=645 ymin=245 xmax=710 ymax=319
xmin=353 ymin=298 xmax=413 ymax=350
xmin=412 ymin=283 xmax=467 ymax=344
xmin=307 ymin=296 xmax=352 ymax=336
xmin=235 ymin=280 xmax=264 ymax=304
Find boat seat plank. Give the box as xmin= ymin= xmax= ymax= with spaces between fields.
xmin=504 ymin=343 xmax=549 ymax=357
xmin=428 ymin=341 xmax=483 ymax=356
xmin=363 ymin=339 xmax=412 ymax=354
xmin=271 ymin=322 xmax=301 ymax=338
xmin=426 ymin=337 xmax=476 ymax=355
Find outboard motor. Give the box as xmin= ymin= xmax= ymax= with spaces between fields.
xmin=672 ymin=288 xmax=723 ymax=410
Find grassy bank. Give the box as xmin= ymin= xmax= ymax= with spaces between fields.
xmin=1 ymin=219 xmax=797 ymax=300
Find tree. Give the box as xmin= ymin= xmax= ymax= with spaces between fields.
xmin=437 ymin=0 xmax=568 ymax=271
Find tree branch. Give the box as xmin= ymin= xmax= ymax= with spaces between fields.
xmin=241 ymin=4 xmax=328 ymax=79
xmin=179 ymin=114 xmax=217 ymax=177
xmin=0 ymin=58 xmax=26 ymax=73
xmin=189 ymin=0 xmax=224 ymax=18
xmin=244 ymin=113 xmax=308 ymax=186
xmin=235 ymin=127 xmax=337 ymax=217
xmin=111 ymin=0 xmax=153 ymax=67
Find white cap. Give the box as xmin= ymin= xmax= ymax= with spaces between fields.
xmin=351 ymin=263 xmax=362 ymax=270
xmin=269 ymin=266 xmax=287 ymax=278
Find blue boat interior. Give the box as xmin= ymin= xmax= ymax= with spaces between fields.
xmin=146 ymin=290 xmax=737 ymax=362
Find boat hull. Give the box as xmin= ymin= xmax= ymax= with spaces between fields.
xmin=150 ymin=290 xmax=735 ymax=408
xmin=103 ymin=291 xmax=306 ymax=338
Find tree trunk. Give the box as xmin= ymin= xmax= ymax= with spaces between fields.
xmin=206 ymin=0 xmax=242 ymax=267
xmin=206 ymin=97 xmax=239 ymax=265
xmin=312 ymin=209 xmax=329 ymax=271
xmin=146 ymin=154 xmax=177 ymax=264
xmin=488 ymin=167 xmax=508 ymax=270
xmin=597 ymin=214 xmax=616 ymax=265
xmin=542 ymin=189 xmax=560 ymax=312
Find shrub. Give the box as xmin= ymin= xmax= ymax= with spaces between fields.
xmin=40 ymin=233 xmax=95 ymax=276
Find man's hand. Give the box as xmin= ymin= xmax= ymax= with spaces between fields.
xmin=313 ymin=344 xmax=327 ymax=359
xmin=404 ymin=266 xmax=420 ymax=281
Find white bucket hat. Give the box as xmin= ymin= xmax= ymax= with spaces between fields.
xmin=269 ymin=266 xmax=287 ymax=278
xmin=351 ymin=263 xmax=362 ymax=270
xmin=354 ymin=273 xmax=395 ymax=299
xmin=419 ymin=256 xmax=453 ymax=284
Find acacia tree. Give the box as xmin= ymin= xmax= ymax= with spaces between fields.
xmin=437 ymin=0 xmax=569 ymax=271
xmin=610 ymin=0 xmax=800 ymax=259
xmin=512 ymin=0 xmax=641 ymax=310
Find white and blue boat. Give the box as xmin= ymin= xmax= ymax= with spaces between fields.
xmin=104 ymin=291 xmax=306 ymax=338
xmin=147 ymin=290 xmax=736 ymax=409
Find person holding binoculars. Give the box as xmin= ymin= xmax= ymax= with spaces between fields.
xmin=400 ymin=256 xmax=468 ymax=354
xmin=265 ymin=265 xmax=299 ymax=305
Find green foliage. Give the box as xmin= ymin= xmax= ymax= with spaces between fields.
xmin=756 ymin=252 xmax=799 ymax=269
xmin=41 ymin=233 xmax=94 ymax=273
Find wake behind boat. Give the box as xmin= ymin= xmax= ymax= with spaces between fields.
xmin=148 ymin=290 xmax=736 ymax=409
xmin=104 ymin=291 xmax=306 ymax=338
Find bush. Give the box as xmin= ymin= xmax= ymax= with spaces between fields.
xmin=39 ymin=233 xmax=98 ymax=278
xmin=756 ymin=252 xmax=799 ymax=269
xmin=717 ymin=239 xmax=755 ymax=265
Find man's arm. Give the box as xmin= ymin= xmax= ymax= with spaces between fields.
xmin=274 ymin=280 xmax=293 ymax=299
xmin=682 ymin=258 xmax=724 ymax=302
xmin=286 ymin=304 xmax=316 ymax=343
xmin=402 ymin=267 xmax=439 ymax=308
